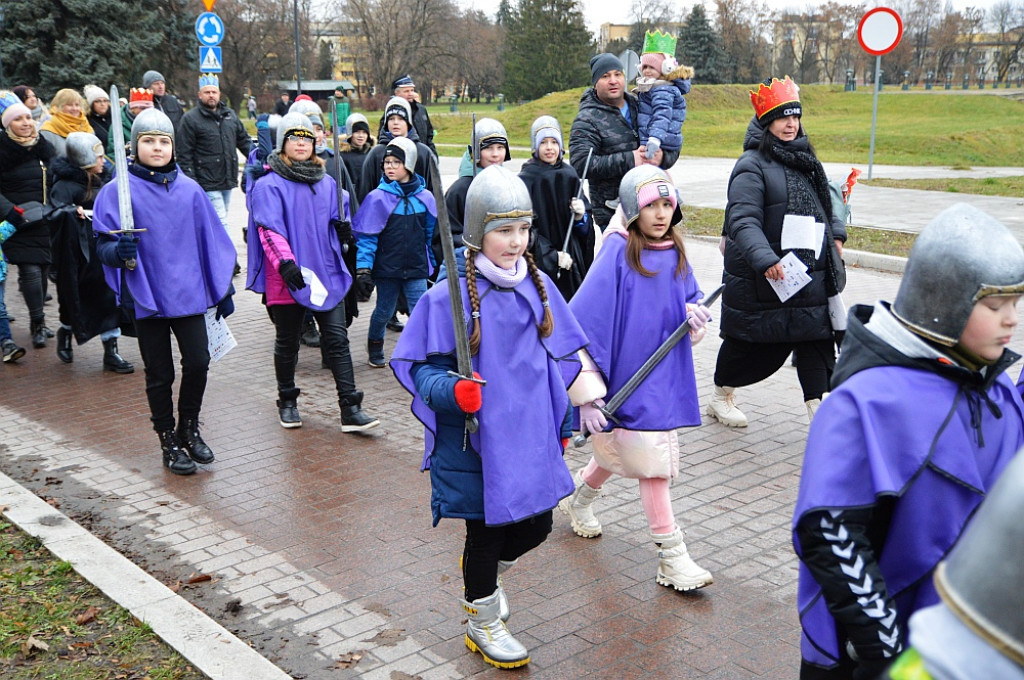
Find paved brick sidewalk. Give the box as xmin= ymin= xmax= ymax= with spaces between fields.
xmin=0 ymin=192 xmax=948 ymax=679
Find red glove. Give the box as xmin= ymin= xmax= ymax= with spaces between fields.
xmin=453 ymin=372 xmax=483 ymax=413
xmin=562 ymin=438 xmax=570 ymax=451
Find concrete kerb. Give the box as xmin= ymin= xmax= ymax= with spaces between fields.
xmin=688 ymin=235 xmax=908 ymax=274
xmin=0 ymin=471 xmax=291 ymax=680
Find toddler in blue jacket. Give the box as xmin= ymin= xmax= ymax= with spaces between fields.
xmin=636 ymin=30 xmax=693 ymax=160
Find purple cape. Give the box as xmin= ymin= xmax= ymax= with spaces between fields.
xmin=793 ymin=366 xmax=1024 ymax=668
xmin=245 ymin=172 xmax=352 ymax=311
xmin=568 ymin=232 xmax=703 ymax=430
xmin=92 ymin=168 xmax=235 ymax=318
xmin=390 ymin=269 xmax=589 ymax=526
xmin=351 ymin=180 xmax=437 ymax=236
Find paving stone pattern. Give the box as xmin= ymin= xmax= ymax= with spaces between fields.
xmin=0 ymin=190 xmax=983 ymax=679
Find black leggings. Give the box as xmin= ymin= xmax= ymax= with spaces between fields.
xmin=714 ymin=336 xmax=836 ymax=402
xmin=463 ymin=511 xmax=553 ymax=602
xmin=134 ymin=314 xmax=210 ymax=432
xmin=17 ymin=263 xmax=47 ymax=323
xmin=271 ymin=303 xmax=355 ymax=402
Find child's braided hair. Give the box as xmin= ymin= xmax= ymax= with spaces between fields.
xmin=465 ymin=248 xmax=553 ymax=356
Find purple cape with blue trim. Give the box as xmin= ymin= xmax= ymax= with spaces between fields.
xmin=567 ymin=232 xmax=703 ymax=430
xmin=390 ymin=265 xmax=588 ymax=526
xmin=92 ymin=167 xmax=235 ymax=318
xmin=793 ymin=358 xmax=1024 ymax=669
xmin=245 ymin=171 xmax=352 ymax=311
xmin=351 ymin=176 xmax=436 ymax=236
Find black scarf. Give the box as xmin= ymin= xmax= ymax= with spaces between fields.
xmin=764 ymin=135 xmax=833 ymax=222
xmin=268 ymin=151 xmax=325 ymax=185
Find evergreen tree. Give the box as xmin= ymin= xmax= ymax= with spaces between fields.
xmin=677 ymin=4 xmax=729 ymax=85
xmin=503 ymin=0 xmax=594 ymax=101
xmin=0 ymin=0 xmax=190 ymax=98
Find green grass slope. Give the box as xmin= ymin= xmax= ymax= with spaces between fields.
xmin=430 ymin=85 xmax=1024 ymax=166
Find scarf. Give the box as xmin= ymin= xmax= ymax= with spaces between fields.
xmin=267 ymin=151 xmax=325 ymax=185
xmin=40 ymin=110 xmax=93 ymax=138
xmin=764 ymin=134 xmax=833 ymax=220
xmin=6 ymin=128 xmax=39 ymax=147
xmin=474 ymin=253 xmax=529 ymax=288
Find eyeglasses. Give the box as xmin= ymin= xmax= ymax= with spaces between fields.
xmin=382 ymin=159 xmax=404 ymax=167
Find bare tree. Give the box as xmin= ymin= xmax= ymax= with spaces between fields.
xmin=715 ymin=0 xmax=773 ymax=83
xmin=452 ymin=10 xmax=505 ymax=103
xmin=813 ymin=2 xmax=863 ymax=84
xmin=988 ymin=0 xmax=1024 ymax=82
xmin=628 ymin=0 xmax=677 ymax=51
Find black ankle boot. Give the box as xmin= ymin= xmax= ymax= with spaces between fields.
xmin=177 ymin=417 xmax=215 ymax=464
xmin=102 ymin=338 xmax=134 ymax=373
xmin=159 ymin=430 xmax=196 ymax=475
xmin=340 ymin=391 xmax=380 ymax=433
xmin=30 ymin=319 xmax=46 ymax=348
xmin=56 ymin=327 xmax=73 ymax=363
xmin=367 ymin=339 xmax=386 ymax=368
xmin=277 ymin=398 xmax=302 ymax=428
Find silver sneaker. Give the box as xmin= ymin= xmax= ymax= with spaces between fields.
xmin=461 ymin=591 xmax=530 ymax=668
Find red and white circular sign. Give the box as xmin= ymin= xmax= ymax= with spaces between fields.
xmin=858 ymin=8 xmax=903 ymax=56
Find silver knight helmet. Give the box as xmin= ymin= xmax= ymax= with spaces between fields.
xmin=618 ymin=165 xmax=682 ymax=229
xmin=892 ymin=203 xmax=1024 ymax=345
xmin=463 ymin=165 xmax=533 ymax=250
xmin=275 ymin=112 xmax=316 ymax=153
xmin=130 ymin=108 xmax=175 ymax=157
xmin=530 ymin=115 xmax=562 ymax=154
xmin=384 ymin=136 xmax=418 ymax=175
xmin=472 ymin=117 xmax=511 ymax=163
xmin=65 ymin=131 xmax=105 ymax=170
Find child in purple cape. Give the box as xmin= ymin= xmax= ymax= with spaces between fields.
xmin=93 ymin=108 xmax=236 ymax=476
xmin=246 ymin=113 xmax=378 ymax=433
xmin=353 ymin=136 xmax=436 ymax=368
xmin=561 ymin=165 xmax=715 ymax=592
xmin=793 ymin=203 xmax=1024 ymax=680
xmin=390 ymin=165 xmax=589 ymax=670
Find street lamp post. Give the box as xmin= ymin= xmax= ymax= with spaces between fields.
xmin=293 ymin=0 xmax=302 ymax=96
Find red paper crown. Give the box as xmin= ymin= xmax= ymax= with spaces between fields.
xmin=749 ymin=76 xmax=800 ymax=120
xmin=129 ymin=88 xmax=154 ymax=104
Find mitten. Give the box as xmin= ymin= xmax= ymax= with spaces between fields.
xmin=645 ymin=137 xmax=661 ymax=160
xmin=278 ymin=259 xmax=306 ymax=291
xmin=453 ymin=372 xmax=483 ymax=413
xmin=570 ymin=197 xmax=585 ymax=220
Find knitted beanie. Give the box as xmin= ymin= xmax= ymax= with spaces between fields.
xmin=84 ymin=84 xmax=108 ymax=106
xmin=590 ymin=53 xmax=624 ymax=86
xmin=142 ymin=70 xmax=165 ymax=89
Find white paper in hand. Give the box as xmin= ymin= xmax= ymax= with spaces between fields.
xmin=205 ymin=308 xmax=237 ymax=362
xmin=768 ymin=251 xmax=812 ymax=302
xmin=301 ymin=266 xmax=329 ymax=307
xmin=781 ymin=214 xmax=825 ymax=259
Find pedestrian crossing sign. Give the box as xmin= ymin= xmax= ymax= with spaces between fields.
xmin=199 ymin=46 xmax=223 ymax=73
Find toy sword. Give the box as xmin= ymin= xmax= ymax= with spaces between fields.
xmin=108 ymin=85 xmax=147 ymax=270
xmin=557 ymin=147 xmax=593 ymax=280
xmin=572 ymin=284 xmax=725 ymax=447
xmin=427 ymin=154 xmax=485 ymax=434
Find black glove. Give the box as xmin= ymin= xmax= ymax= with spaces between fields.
xmin=331 ymin=218 xmax=352 ymax=244
xmin=355 ymin=268 xmax=374 ymax=299
xmin=115 ymin=236 xmax=138 ymax=262
xmin=278 ymin=259 xmax=306 ymax=291
xmin=216 ymin=285 xmax=235 ymax=320
xmin=4 ymin=206 xmax=24 ymax=227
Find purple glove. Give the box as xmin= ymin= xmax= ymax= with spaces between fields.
xmin=580 ymin=398 xmax=608 ymax=435
xmin=687 ymin=303 xmax=711 ymax=332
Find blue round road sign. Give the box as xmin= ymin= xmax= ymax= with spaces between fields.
xmin=195 ymin=12 xmax=225 ymax=47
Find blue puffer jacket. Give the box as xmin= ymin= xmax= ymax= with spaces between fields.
xmin=356 ymin=175 xmax=436 ymax=279
xmin=412 ymin=353 xmax=574 ymax=526
xmin=636 ymin=72 xmax=692 ymax=153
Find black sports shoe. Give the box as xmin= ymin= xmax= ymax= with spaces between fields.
xmin=277 ymin=399 xmax=302 ymax=428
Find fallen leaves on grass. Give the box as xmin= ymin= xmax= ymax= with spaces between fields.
xmin=75 ymin=606 xmax=101 ymax=625
xmin=22 ymin=635 xmax=50 ymax=655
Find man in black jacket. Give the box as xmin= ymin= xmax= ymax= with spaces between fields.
xmin=569 ymin=53 xmax=680 ymax=230
xmin=143 ymin=70 xmax=185 ymax=134
xmin=177 ymin=74 xmax=253 ymax=242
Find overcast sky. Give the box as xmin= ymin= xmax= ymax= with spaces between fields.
xmin=457 ymin=0 xmax=1010 ymax=34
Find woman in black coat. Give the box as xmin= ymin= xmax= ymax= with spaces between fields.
xmin=48 ymin=132 xmax=133 ymax=372
xmin=707 ymin=77 xmax=846 ymax=428
xmin=0 ymin=93 xmax=56 ymax=348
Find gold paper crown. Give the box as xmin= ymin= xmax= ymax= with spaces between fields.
xmin=749 ymin=76 xmax=801 ymax=120
xmin=642 ymin=30 xmax=677 ymax=55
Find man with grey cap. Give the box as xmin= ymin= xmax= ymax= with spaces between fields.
xmin=142 ymin=70 xmax=184 ymax=133
xmin=569 ymin=53 xmax=680 ymax=230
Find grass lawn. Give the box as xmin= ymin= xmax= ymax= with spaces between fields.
xmin=861 ymin=175 xmax=1024 ymax=197
xmin=681 ymin=205 xmax=918 ymax=259
xmin=0 ymin=516 xmax=203 ymax=679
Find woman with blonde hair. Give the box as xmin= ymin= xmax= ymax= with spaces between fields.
xmin=39 ymin=89 xmax=93 ymax=157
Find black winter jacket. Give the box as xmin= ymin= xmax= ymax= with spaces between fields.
xmin=87 ymin=111 xmax=112 ymax=152
xmin=568 ymin=88 xmax=679 ymax=228
xmin=0 ymin=132 xmax=55 ymax=264
xmin=177 ymin=103 xmax=253 ymax=191
xmin=153 ymin=93 xmax=185 ymax=134
xmin=375 ymin=100 xmax=436 ymax=155
xmin=720 ymin=118 xmax=846 ymax=344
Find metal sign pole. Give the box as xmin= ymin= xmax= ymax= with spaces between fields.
xmin=868 ymin=55 xmax=881 ymax=180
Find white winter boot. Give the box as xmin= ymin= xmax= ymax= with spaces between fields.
xmin=558 ymin=468 xmax=603 ymax=538
xmin=652 ymin=528 xmax=714 ymax=592
xmin=805 ymin=398 xmax=821 ymax=422
xmin=705 ymin=385 xmax=748 ymax=427
xmin=462 ymin=590 xmax=530 ymax=669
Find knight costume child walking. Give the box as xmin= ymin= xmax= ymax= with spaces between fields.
xmin=93 ymin=108 xmax=236 ymax=476
xmin=793 ymin=204 xmax=1024 ymax=680
xmin=390 ymin=165 xmax=589 ymax=669
xmin=561 ymin=165 xmax=714 ymax=592
xmin=246 ymin=113 xmax=378 ymax=432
